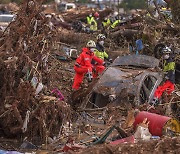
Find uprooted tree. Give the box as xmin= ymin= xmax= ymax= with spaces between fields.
xmin=0 ymin=0 xmax=72 ymax=143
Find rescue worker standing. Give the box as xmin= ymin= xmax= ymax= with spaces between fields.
xmin=86 ymin=13 xmax=97 ymax=32
xmin=94 ymin=34 xmax=112 ymax=62
xmin=72 ymin=40 xmax=105 ymax=90
xmin=150 ymin=47 xmax=175 ymax=106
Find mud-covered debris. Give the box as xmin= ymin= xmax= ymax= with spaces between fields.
xmin=0 ymin=0 xmax=72 ymax=143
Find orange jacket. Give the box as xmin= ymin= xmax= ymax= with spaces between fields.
xmin=76 ymin=47 xmax=103 ymax=68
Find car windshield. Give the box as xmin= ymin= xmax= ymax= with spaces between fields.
xmin=0 ymin=15 xmax=14 ymax=22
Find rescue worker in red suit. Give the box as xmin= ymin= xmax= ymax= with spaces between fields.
xmin=150 ymin=47 xmax=175 ymax=107
xmin=72 ymin=40 xmax=105 ymax=90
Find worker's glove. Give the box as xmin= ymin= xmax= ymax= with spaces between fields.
xmin=103 ymin=61 xmax=106 ymax=66
xmin=164 ymin=76 xmax=169 ymax=80
xmin=103 ymin=62 xmax=107 ymax=67
xmin=75 ymin=63 xmax=80 ymax=67
xmin=86 ymin=71 xmax=93 ymax=82
xmin=108 ymin=58 xmax=113 ymax=63
xmin=103 ymin=61 xmax=111 ymax=67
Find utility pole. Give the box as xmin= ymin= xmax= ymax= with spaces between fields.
xmin=118 ymin=0 xmax=120 ymax=15
xmin=97 ymin=0 xmax=100 ymax=9
xmin=113 ymin=0 xmax=116 ymax=10
xmin=109 ymin=0 xmax=112 ymax=8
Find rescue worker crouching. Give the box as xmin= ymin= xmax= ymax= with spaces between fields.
xmin=102 ymin=17 xmax=111 ymax=29
xmin=86 ymin=13 xmax=97 ymax=32
xmin=72 ymin=40 xmax=105 ymax=90
xmin=110 ymin=12 xmax=121 ymax=29
xmin=102 ymin=16 xmax=120 ymax=30
xmin=110 ymin=17 xmax=121 ymax=29
xmin=150 ymin=47 xmax=175 ymax=107
xmin=101 ymin=17 xmax=111 ymax=37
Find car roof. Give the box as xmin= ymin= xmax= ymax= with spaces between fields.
xmin=112 ymin=55 xmax=159 ymax=68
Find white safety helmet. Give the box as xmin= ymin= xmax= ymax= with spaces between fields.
xmin=97 ymin=34 xmax=106 ymax=40
xmin=86 ymin=40 xmax=96 ymax=48
xmin=162 ymin=47 xmax=171 ymax=54
xmin=113 ymin=11 xmax=118 ymax=17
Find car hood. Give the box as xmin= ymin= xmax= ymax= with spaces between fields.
xmin=93 ymin=55 xmax=160 ymax=96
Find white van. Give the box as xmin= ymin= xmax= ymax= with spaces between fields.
xmin=58 ymin=3 xmax=76 ymax=12
xmin=0 ymin=14 xmax=16 ymax=31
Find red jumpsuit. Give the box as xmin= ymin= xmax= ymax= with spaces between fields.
xmin=154 ymin=58 xmax=175 ymax=99
xmin=72 ymin=47 xmax=105 ymax=90
xmin=154 ymin=80 xmax=174 ymax=99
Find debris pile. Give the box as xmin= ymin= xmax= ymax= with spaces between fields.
xmin=78 ymin=136 xmax=180 ymax=154
xmin=0 ymin=0 xmax=179 ymax=153
xmin=0 ymin=0 xmax=72 ymax=143
xmin=171 ymin=0 xmax=180 ymax=24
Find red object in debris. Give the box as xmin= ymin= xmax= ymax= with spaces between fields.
xmin=63 ymin=143 xmax=83 ymax=152
xmin=63 ymin=144 xmax=72 ymax=152
xmin=94 ymin=12 xmax=99 ymax=18
xmin=51 ymin=88 xmax=65 ymax=101
xmin=110 ymin=136 xmax=135 ymax=145
xmin=133 ymin=111 xmax=171 ymax=136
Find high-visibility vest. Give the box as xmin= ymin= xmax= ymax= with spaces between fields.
xmin=110 ymin=20 xmax=121 ymax=29
xmin=102 ymin=19 xmax=111 ymax=28
xmin=147 ymin=13 xmax=151 ymax=17
xmin=87 ymin=16 xmax=95 ymax=25
xmin=163 ymin=60 xmax=175 ymax=72
xmin=94 ymin=49 xmax=108 ymax=60
xmin=90 ymin=20 xmax=97 ymax=31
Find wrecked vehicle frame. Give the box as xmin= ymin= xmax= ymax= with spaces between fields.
xmin=81 ymin=55 xmax=163 ymax=109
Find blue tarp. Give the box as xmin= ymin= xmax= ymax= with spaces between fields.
xmin=136 ymin=39 xmax=144 ymax=51
xmin=135 ymin=39 xmax=144 ymax=55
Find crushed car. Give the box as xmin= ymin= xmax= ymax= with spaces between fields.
xmin=81 ymin=55 xmax=164 ymax=109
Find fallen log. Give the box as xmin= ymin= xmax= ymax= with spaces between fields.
xmin=61 ymin=8 xmax=112 ymax=23
xmin=110 ymin=29 xmax=141 ymax=41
